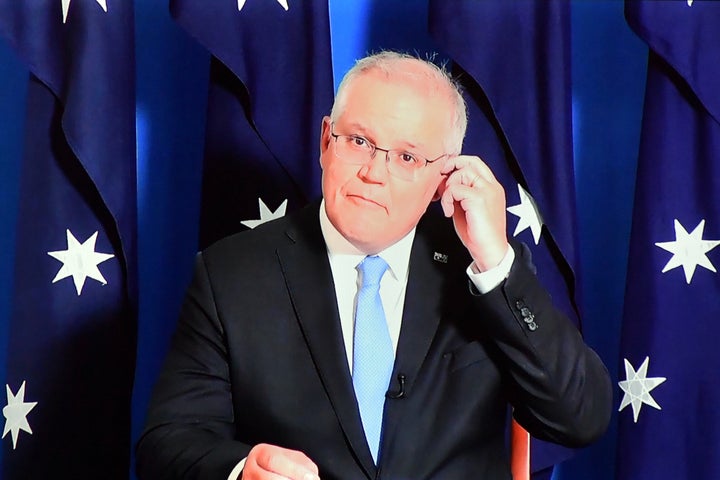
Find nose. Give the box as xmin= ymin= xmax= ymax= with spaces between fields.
xmin=359 ymin=149 xmax=390 ymax=183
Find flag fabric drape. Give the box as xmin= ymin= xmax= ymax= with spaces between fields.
xmin=0 ymin=1 xmax=137 ymax=477
xmin=429 ymin=1 xmax=580 ymax=476
xmin=617 ymin=1 xmax=720 ymax=479
xmin=169 ymin=0 xmax=334 ymax=249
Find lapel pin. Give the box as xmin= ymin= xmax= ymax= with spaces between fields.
xmin=433 ymin=252 xmax=448 ymax=263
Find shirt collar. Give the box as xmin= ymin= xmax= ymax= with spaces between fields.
xmin=319 ymin=199 xmax=415 ymax=281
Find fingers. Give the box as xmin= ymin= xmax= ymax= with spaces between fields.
xmin=243 ymin=444 xmax=320 ymax=480
xmin=441 ymin=155 xmax=496 ymax=183
xmin=439 ymin=178 xmax=474 ymax=218
xmin=439 ymin=155 xmax=500 ymax=218
xmin=438 ymin=155 xmax=509 ymax=270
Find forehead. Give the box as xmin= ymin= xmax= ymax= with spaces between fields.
xmin=337 ymin=69 xmax=453 ymax=150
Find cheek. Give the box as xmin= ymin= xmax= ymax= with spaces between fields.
xmin=322 ymin=163 xmax=364 ymax=220
xmin=322 ymin=167 xmax=341 ymax=203
xmin=380 ymin=184 xmax=436 ymax=233
xmin=393 ymin=178 xmax=441 ymax=212
xmin=321 ymin=158 xmax=350 ymax=195
xmin=391 ymin=196 xmax=430 ymax=225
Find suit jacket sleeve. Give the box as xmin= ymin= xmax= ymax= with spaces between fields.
xmin=136 ymin=253 xmax=249 ymax=480
xmin=474 ymin=242 xmax=612 ymax=447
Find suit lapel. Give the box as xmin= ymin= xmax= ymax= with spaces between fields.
xmin=380 ymin=215 xmax=454 ymax=461
xmin=394 ymin=234 xmax=446 ymax=395
xmin=276 ymin=207 xmax=376 ymax=478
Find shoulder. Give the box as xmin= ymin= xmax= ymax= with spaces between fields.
xmin=201 ymin=201 xmax=321 ymax=268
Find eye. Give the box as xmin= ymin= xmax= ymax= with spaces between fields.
xmin=348 ymin=135 xmax=371 ymax=149
xmin=399 ymin=152 xmax=419 ymax=164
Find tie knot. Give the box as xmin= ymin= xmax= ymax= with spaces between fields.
xmin=358 ymin=256 xmax=388 ymax=287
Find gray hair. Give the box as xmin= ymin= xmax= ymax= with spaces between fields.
xmin=330 ymin=51 xmax=468 ymax=156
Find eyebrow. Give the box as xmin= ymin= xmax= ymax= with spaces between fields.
xmin=341 ymin=121 xmax=424 ymax=152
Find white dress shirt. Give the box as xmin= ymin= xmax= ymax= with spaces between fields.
xmin=319 ymin=201 xmax=414 ymax=372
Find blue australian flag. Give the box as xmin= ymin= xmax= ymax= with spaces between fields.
xmin=617 ymin=1 xmax=720 ymax=478
xmin=170 ymin=0 xmax=334 ymax=249
xmin=429 ymin=1 xmax=580 ymax=477
xmin=0 ymin=1 xmax=136 ymax=478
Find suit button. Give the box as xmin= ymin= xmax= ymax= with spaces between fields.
xmin=523 ymin=314 xmax=535 ymax=324
xmin=520 ymin=307 xmax=531 ymax=317
xmin=515 ymin=300 xmax=526 ymax=309
xmin=527 ymin=321 xmax=538 ymax=331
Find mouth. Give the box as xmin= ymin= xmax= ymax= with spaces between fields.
xmin=347 ymin=194 xmax=386 ymax=210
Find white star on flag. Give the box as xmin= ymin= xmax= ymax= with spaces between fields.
xmin=506 ymin=184 xmax=544 ymax=245
xmin=47 ymin=229 xmax=115 ymax=296
xmin=655 ymin=219 xmax=720 ymax=284
xmin=62 ymin=0 xmax=108 ymax=24
xmin=687 ymin=0 xmax=694 ymax=5
xmin=237 ymin=0 xmax=289 ymax=12
xmin=618 ymin=357 xmax=666 ymax=423
xmin=2 ymin=382 xmax=38 ymax=450
xmin=241 ymin=198 xmax=288 ymax=229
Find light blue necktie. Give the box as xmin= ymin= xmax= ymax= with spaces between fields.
xmin=352 ymin=255 xmax=394 ymax=464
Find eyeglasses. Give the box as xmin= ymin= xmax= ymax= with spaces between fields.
xmin=329 ymin=123 xmax=447 ymax=181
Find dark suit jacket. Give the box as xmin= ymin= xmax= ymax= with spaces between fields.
xmin=137 ymin=202 xmax=611 ymax=479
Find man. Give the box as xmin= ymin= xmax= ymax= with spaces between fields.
xmin=137 ymin=51 xmax=611 ymax=479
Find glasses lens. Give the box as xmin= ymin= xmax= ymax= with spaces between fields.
xmin=386 ymin=152 xmax=420 ymax=181
xmin=334 ymin=135 xmax=372 ymax=164
xmin=333 ymin=134 xmax=419 ymax=181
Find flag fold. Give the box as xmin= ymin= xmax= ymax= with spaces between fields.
xmin=617 ymin=1 xmax=720 ymax=479
xmin=0 ymin=1 xmax=137 ymax=477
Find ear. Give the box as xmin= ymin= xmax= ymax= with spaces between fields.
xmin=431 ymin=173 xmax=448 ymax=202
xmin=319 ymin=116 xmax=332 ymax=156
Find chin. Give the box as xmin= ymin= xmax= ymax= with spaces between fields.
xmin=341 ymin=224 xmax=385 ymax=251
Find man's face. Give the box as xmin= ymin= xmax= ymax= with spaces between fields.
xmin=320 ymin=69 xmax=452 ymax=253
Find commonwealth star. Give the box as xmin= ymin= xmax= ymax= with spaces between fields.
xmin=61 ymin=0 xmax=107 ymax=24
xmin=47 ymin=229 xmax=115 ymax=295
xmin=506 ymin=184 xmax=544 ymax=245
xmin=2 ymin=382 xmax=38 ymax=450
xmin=241 ymin=198 xmax=287 ymax=229
xmin=655 ymin=219 xmax=720 ymax=284
xmin=618 ymin=357 xmax=666 ymax=423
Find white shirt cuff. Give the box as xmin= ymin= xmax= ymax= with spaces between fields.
xmin=227 ymin=457 xmax=247 ymax=480
xmin=466 ymin=246 xmax=515 ymax=294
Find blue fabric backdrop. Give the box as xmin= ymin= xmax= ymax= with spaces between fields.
xmin=0 ymin=1 xmax=649 ymax=478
